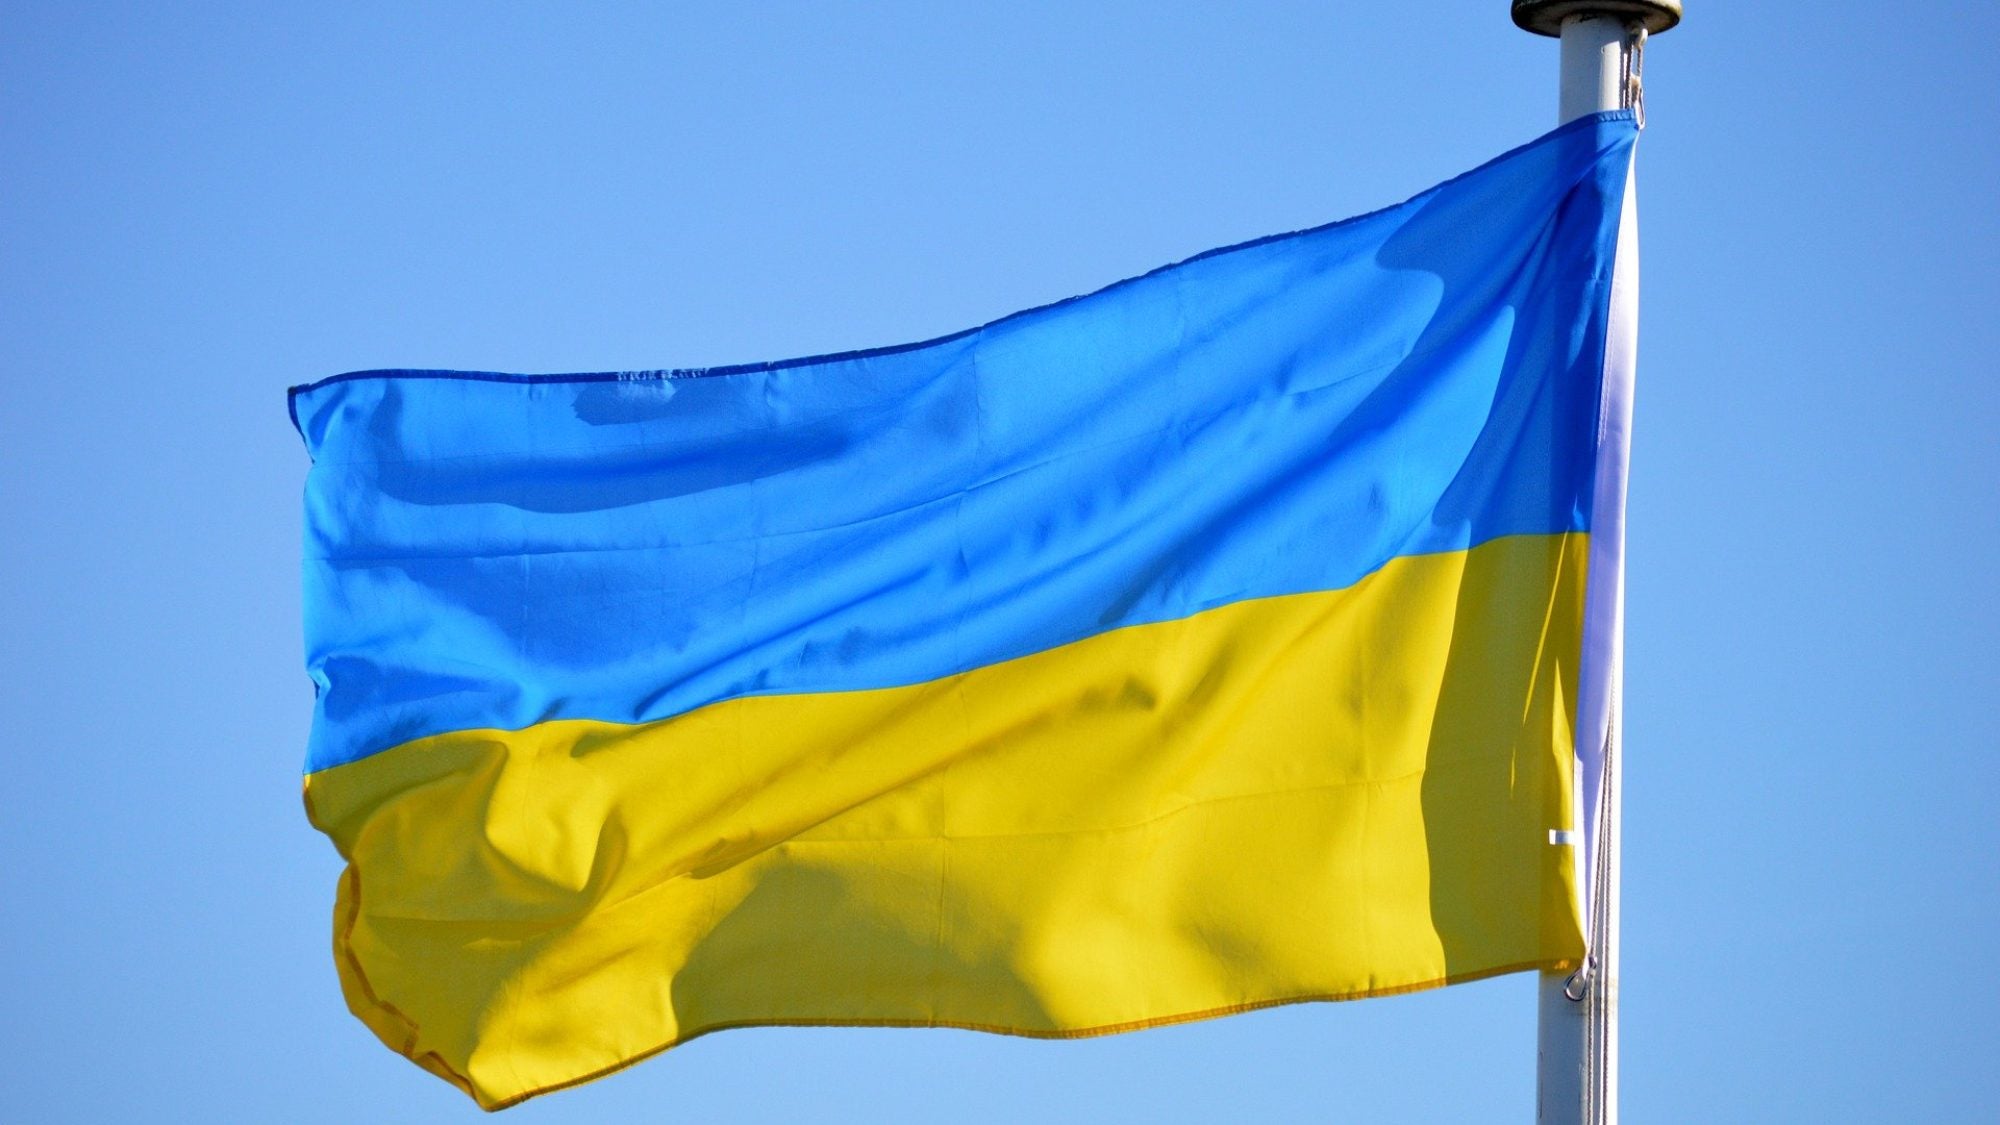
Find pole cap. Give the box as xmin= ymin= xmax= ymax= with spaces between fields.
xmin=1511 ymin=1 xmax=1682 ymax=36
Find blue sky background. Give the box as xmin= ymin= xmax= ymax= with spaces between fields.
xmin=4 ymin=2 xmax=1995 ymax=1120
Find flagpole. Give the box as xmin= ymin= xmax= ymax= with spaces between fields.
xmin=1510 ymin=3 xmax=1678 ymax=1125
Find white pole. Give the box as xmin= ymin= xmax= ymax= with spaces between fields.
xmin=1557 ymin=17 xmax=1630 ymax=123
xmin=1514 ymin=3 xmax=1675 ymax=1122
xmin=1538 ymin=15 xmax=1627 ymax=1123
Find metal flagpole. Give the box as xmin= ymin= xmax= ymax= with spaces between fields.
xmin=1509 ymin=3 xmax=1679 ymax=1124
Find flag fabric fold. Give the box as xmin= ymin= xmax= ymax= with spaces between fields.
xmin=291 ymin=110 xmax=1639 ymax=1109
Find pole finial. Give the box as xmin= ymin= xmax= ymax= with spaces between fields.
xmin=1512 ymin=1 xmax=1682 ymax=37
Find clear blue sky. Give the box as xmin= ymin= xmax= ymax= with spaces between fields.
xmin=4 ymin=2 xmax=1994 ymax=1120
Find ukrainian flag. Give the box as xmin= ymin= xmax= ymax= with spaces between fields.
xmin=292 ymin=111 xmax=1639 ymax=1109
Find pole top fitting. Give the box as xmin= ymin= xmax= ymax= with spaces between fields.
xmin=1511 ymin=0 xmax=1682 ymax=36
